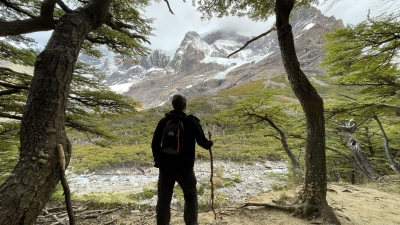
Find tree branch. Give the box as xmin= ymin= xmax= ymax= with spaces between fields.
xmin=0 ymin=0 xmax=37 ymax=18
xmin=104 ymin=17 xmax=151 ymax=44
xmin=0 ymin=112 xmax=22 ymax=120
xmin=228 ymin=25 xmax=276 ymax=58
xmin=0 ymin=81 xmax=29 ymax=90
xmin=326 ymin=146 xmax=354 ymax=164
xmin=0 ymin=89 xmax=22 ymax=96
xmin=56 ymin=0 xmax=73 ymax=13
xmin=0 ymin=17 xmax=54 ymax=36
xmin=0 ymin=0 xmax=57 ymax=36
xmin=164 ymin=0 xmax=174 ymax=15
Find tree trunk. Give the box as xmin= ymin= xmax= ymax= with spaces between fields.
xmin=373 ymin=115 xmax=400 ymax=174
xmin=275 ymin=1 xmax=340 ymax=224
xmin=338 ymin=120 xmax=381 ymax=181
xmin=0 ymin=1 xmax=111 ymax=224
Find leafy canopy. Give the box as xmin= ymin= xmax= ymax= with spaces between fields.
xmin=321 ymin=12 xmax=400 ymax=118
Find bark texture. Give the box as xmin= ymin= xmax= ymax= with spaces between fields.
xmin=0 ymin=1 xmax=111 ymax=224
xmin=275 ymin=0 xmax=340 ymax=224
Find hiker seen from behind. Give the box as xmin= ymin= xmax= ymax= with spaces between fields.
xmin=151 ymin=94 xmax=213 ymax=225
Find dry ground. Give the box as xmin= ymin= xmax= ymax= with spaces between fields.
xmin=38 ymin=182 xmax=400 ymax=225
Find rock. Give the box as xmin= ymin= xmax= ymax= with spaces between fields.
xmin=171 ymin=199 xmax=182 ymax=210
xmin=69 ymin=159 xmax=288 ymax=203
xmin=130 ymin=210 xmax=140 ymax=214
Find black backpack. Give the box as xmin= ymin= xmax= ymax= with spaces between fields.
xmin=162 ymin=119 xmax=185 ymax=155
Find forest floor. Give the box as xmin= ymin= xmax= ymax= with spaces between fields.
xmin=37 ymin=182 xmax=400 ymax=225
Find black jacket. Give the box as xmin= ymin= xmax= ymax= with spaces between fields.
xmin=151 ymin=110 xmax=212 ymax=171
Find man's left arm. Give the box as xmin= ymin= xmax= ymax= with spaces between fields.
xmin=189 ymin=115 xmax=213 ymax=150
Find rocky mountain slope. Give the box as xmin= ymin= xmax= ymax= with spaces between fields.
xmin=100 ymin=6 xmax=343 ymax=108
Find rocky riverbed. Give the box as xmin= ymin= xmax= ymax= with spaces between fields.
xmin=68 ymin=160 xmax=288 ymax=206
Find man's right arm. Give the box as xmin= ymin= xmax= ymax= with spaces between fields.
xmin=151 ymin=119 xmax=165 ymax=162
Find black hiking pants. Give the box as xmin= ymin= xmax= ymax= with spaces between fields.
xmin=156 ymin=169 xmax=198 ymax=225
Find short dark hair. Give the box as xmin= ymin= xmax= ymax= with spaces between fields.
xmin=172 ymin=94 xmax=187 ymax=110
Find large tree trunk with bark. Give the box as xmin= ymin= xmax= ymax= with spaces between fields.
xmin=0 ymin=1 xmax=111 ymax=224
xmin=275 ymin=0 xmax=340 ymax=224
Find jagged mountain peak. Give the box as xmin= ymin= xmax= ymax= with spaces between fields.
xmin=291 ymin=6 xmax=343 ymax=33
xmin=94 ymin=6 xmax=344 ymax=108
xmin=140 ymin=49 xmax=170 ymax=70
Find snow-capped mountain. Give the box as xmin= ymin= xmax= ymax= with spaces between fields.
xmin=98 ymin=6 xmax=343 ymax=108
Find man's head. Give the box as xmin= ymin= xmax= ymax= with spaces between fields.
xmin=172 ymin=94 xmax=187 ymax=111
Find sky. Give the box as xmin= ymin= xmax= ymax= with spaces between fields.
xmin=27 ymin=0 xmax=395 ymax=52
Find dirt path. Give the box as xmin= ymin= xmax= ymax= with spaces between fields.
xmin=38 ymin=183 xmax=400 ymax=225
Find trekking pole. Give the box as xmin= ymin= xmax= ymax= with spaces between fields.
xmin=208 ymin=131 xmax=216 ymax=220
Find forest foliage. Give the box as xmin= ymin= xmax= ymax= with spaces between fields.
xmin=3 ymin=73 xmax=398 ymax=184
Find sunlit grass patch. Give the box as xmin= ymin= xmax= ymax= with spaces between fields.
xmin=74 ymin=191 xmax=142 ymax=205
xmin=72 ymin=144 xmax=153 ymax=173
xmin=0 ymin=143 xmax=19 ymax=184
xmin=127 ymin=187 xmax=157 ymax=201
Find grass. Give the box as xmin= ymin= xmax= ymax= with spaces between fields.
xmin=367 ymin=181 xmax=400 ymax=195
xmin=127 ymin=187 xmax=158 ymax=201
xmin=72 ymin=144 xmax=153 ymax=173
xmin=0 ymin=142 xmax=19 ymax=183
xmin=74 ymin=190 xmax=147 ymax=205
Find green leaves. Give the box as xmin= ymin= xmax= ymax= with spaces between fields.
xmin=322 ymin=13 xmax=400 ymax=120
xmin=322 ymin=14 xmax=400 ymax=88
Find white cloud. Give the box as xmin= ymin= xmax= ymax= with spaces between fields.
xmin=144 ymin=2 xmax=272 ymax=51
xmin=318 ymin=0 xmax=388 ymax=25
xmin=26 ymin=0 xmax=387 ymax=52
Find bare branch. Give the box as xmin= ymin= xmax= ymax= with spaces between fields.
xmin=164 ymin=0 xmax=175 ymax=15
xmin=326 ymin=146 xmax=353 ymax=163
xmin=104 ymin=17 xmax=151 ymax=44
xmin=56 ymin=0 xmax=73 ymax=13
xmin=0 ymin=81 xmax=29 ymax=90
xmin=0 ymin=112 xmax=22 ymax=120
xmin=241 ymin=202 xmax=298 ymax=212
xmin=0 ymin=89 xmax=22 ymax=96
xmin=228 ymin=25 xmax=276 ymax=58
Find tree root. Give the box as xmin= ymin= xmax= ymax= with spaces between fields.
xmin=240 ymin=201 xmax=341 ymax=225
